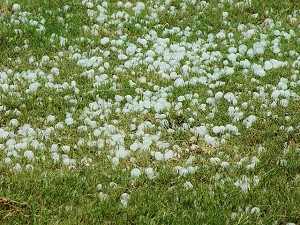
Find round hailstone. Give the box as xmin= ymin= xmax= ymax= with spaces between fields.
xmin=174 ymin=78 xmax=185 ymax=87
xmin=250 ymin=207 xmax=261 ymax=214
xmin=264 ymin=61 xmax=273 ymax=70
xmin=130 ymin=142 xmax=139 ymax=151
xmin=99 ymin=192 xmax=108 ymax=201
xmin=111 ymin=157 xmax=119 ymax=166
xmin=212 ymin=126 xmax=222 ymax=134
xmin=12 ymin=4 xmax=21 ymax=12
xmin=28 ymin=82 xmax=40 ymax=92
xmin=65 ymin=117 xmax=74 ymax=125
xmin=46 ymin=115 xmax=55 ymax=123
xmin=145 ymin=167 xmax=155 ymax=180
xmin=93 ymin=129 xmax=101 ymax=136
xmin=115 ymin=95 xmax=124 ymax=102
xmin=154 ymin=102 xmax=164 ymax=112
xmin=100 ymin=37 xmax=109 ymax=45
xmin=62 ymin=145 xmax=70 ymax=153
xmin=154 ymin=152 xmax=164 ymax=160
xmin=183 ymin=181 xmax=193 ymax=190
xmin=24 ymin=150 xmax=34 ymax=160
xmin=187 ymin=166 xmax=197 ymax=174
xmin=52 ymin=153 xmax=60 ymax=163
xmin=14 ymin=163 xmax=22 ymax=172
xmin=210 ymin=157 xmax=221 ymax=164
xmin=220 ymin=161 xmax=230 ymax=168
xmin=164 ymin=150 xmax=174 ymax=160
xmin=96 ymin=184 xmax=103 ymax=191
xmin=138 ymin=76 xmax=147 ymax=83
xmin=131 ymin=168 xmax=142 ymax=179
xmin=280 ymin=99 xmax=289 ymax=107
xmin=25 ymin=164 xmax=34 ymax=171
xmin=115 ymin=149 xmax=129 ymax=158
xmin=215 ymin=91 xmax=223 ymax=99
xmin=195 ymin=126 xmax=207 ymax=136
xmin=120 ymin=193 xmax=129 ymax=207
xmin=4 ymin=157 xmax=12 ymax=164
xmin=9 ymin=119 xmax=19 ymax=127
xmin=177 ymin=96 xmax=185 ymax=102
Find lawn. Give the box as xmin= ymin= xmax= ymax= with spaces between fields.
xmin=0 ymin=0 xmax=300 ymax=224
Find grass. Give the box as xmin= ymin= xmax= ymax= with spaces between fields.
xmin=1 ymin=0 xmax=300 ymax=224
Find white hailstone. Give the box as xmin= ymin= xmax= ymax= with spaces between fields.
xmin=120 ymin=193 xmax=129 ymax=207
xmin=231 ymin=212 xmax=238 ymax=219
xmin=194 ymin=126 xmax=207 ymax=136
xmin=170 ymin=71 xmax=178 ymax=79
xmin=280 ymin=99 xmax=289 ymax=107
xmin=145 ymin=167 xmax=155 ymax=180
xmin=81 ymin=157 xmax=92 ymax=166
xmin=50 ymin=144 xmax=58 ymax=152
xmin=210 ymin=157 xmax=221 ymax=164
xmin=154 ymin=102 xmax=163 ymax=112
xmin=220 ymin=161 xmax=230 ymax=168
xmin=93 ymin=129 xmax=101 ymax=136
xmin=177 ymin=96 xmax=185 ymax=102
xmin=62 ymin=145 xmax=70 ymax=153
xmin=143 ymin=100 xmax=151 ymax=109
xmin=30 ymin=140 xmax=39 ymax=149
xmin=109 ymin=182 xmax=117 ymax=189
xmin=96 ymin=184 xmax=102 ymax=191
xmin=250 ymin=207 xmax=260 ymax=214
xmin=118 ymin=53 xmax=127 ymax=60
xmin=9 ymin=119 xmax=19 ymax=127
xmin=24 ymin=150 xmax=34 ymax=160
xmin=111 ymin=157 xmax=119 ymax=166
xmin=115 ymin=95 xmax=124 ymax=102
xmin=243 ymin=115 xmax=257 ymax=128
xmin=138 ymin=76 xmax=147 ymax=83
xmin=204 ymin=135 xmax=216 ymax=146
xmin=222 ymin=11 xmax=228 ymax=19
xmin=164 ymin=150 xmax=174 ymax=160
xmin=100 ymin=37 xmax=109 ymax=45
xmin=179 ymin=168 xmax=189 ymax=177
xmin=14 ymin=163 xmax=22 ymax=172
xmin=215 ymin=91 xmax=223 ymax=99
xmin=182 ymin=64 xmax=190 ymax=74
xmin=46 ymin=115 xmax=55 ymax=123
xmin=12 ymin=4 xmax=21 ymax=12
xmin=52 ymin=153 xmax=60 ymax=163
xmin=62 ymin=157 xmax=70 ymax=165
xmin=115 ymin=148 xmax=129 ymax=158
xmin=216 ymin=31 xmax=226 ymax=39
xmin=65 ymin=117 xmax=74 ymax=125
xmin=225 ymin=66 xmax=235 ymax=75
xmin=25 ymin=164 xmax=34 ymax=171
xmin=131 ymin=168 xmax=142 ymax=179
xmin=212 ymin=126 xmax=222 ymax=134
xmin=183 ymin=181 xmax=193 ymax=190
xmin=271 ymin=90 xmax=281 ymax=99
xmin=86 ymin=1 xmax=94 ymax=8
xmin=28 ymin=82 xmax=40 ymax=92
xmin=154 ymin=152 xmax=164 ymax=160
xmin=187 ymin=166 xmax=197 ymax=174
xmin=264 ymin=61 xmax=273 ymax=70
xmin=99 ymin=192 xmax=108 ymax=201
xmin=174 ymin=78 xmax=185 ymax=87
xmin=224 ymin=92 xmax=237 ymax=104
xmin=124 ymin=2 xmax=132 ymax=8
xmin=4 ymin=157 xmax=12 ymax=164
xmin=130 ymin=142 xmax=139 ymax=151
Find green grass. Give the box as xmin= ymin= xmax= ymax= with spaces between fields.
xmin=1 ymin=0 xmax=300 ymax=224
